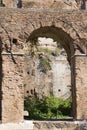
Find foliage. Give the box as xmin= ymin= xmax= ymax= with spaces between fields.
xmin=24 ymin=96 xmax=72 ymax=120
xmin=38 ymin=47 xmax=62 ymax=55
xmin=38 ymin=57 xmax=51 ymax=73
xmin=38 ymin=48 xmax=54 ymax=54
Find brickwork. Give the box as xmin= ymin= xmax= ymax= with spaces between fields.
xmin=2 ymin=54 xmax=24 ymax=123
xmin=75 ymin=55 xmax=87 ymax=120
xmin=0 ymin=8 xmax=87 ymax=123
xmin=2 ymin=0 xmax=80 ymax=9
xmin=33 ymin=121 xmax=87 ymax=130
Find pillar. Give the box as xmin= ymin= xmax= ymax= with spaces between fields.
xmin=75 ymin=54 xmax=87 ymax=120
xmin=1 ymin=53 xmax=24 ymax=123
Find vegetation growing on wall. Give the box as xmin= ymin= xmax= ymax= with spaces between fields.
xmin=38 ymin=57 xmax=51 ymax=73
xmin=24 ymin=96 xmax=72 ymax=120
xmin=38 ymin=47 xmax=62 ymax=55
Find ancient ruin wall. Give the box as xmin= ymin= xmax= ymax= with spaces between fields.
xmin=33 ymin=121 xmax=81 ymax=130
xmin=2 ymin=54 xmax=24 ymax=123
xmin=75 ymin=56 xmax=87 ymax=120
xmin=2 ymin=0 xmax=84 ymax=9
xmin=0 ymin=8 xmax=87 ymax=122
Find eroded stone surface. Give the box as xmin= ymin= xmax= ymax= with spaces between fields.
xmin=2 ymin=0 xmax=79 ymax=9
xmin=75 ymin=56 xmax=87 ymax=120
xmin=2 ymin=55 xmax=24 ymax=123
xmin=33 ymin=121 xmax=87 ymax=130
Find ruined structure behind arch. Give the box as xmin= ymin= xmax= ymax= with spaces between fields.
xmin=24 ymin=27 xmax=72 ymax=99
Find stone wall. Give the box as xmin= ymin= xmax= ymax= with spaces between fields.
xmin=0 ymin=120 xmax=87 ymax=130
xmin=33 ymin=121 xmax=87 ymax=130
xmin=22 ymin=0 xmax=78 ymax=9
xmin=24 ymin=55 xmax=71 ymax=99
xmin=3 ymin=0 xmax=13 ymax=7
xmin=0 ymin=121 xmax=34 ymax=130
xmin=2 ymin=54 xmax=24 ymax=123
xmin=52 ymin=56 xmax=71 ymax=99
xmin=0 ymin=8 xmax=87 ymax=122
xmin=75 ymin=55 xmax=87 ymax=120
xmin=24 ymin=38 xmax=71 ymax=99
xmin=2 ymin=0 xmax=84 ymax=9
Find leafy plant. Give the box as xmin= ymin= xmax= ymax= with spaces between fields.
xmin=38 ymin=47 xmax=62 ymax=55
xmin=24 ymin=96 xmax=72 ymax=120
xmin=38 ymin=48 xmax=54 ymax=54
xmin=38 ymin=57 xmax=51 ymax=73
xmin=25 ymin=39 xmax=39 ymax=56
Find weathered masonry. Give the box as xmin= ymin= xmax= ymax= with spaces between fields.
xmin=0 ymin=8 xmax=87 ymax=126
xmin=1 ymin=0 xmax=87 ymax=10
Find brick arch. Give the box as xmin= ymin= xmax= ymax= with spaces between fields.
xmin=24 ymin=24 xmax=87 ymax=120
xmin=23 ymin=19 xmax=85 ymax=56
xmin=25 ymin=25 xmax=76 ymax=118
xmin=25 ymin=25 xmax=77 ymax=62
xmin=0 ymin=9 xmax=87 ymax=123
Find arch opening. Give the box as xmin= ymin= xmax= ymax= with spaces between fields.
xmin=24 ymin=26 xmax=75 ymax=120
xmin=26 ymin=26 xmax=75 ymax=63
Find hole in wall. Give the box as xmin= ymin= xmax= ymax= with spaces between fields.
xmin=17 ymin=0 xmax=22 ymax=8
xmin=12 ymin=38 xmax=18 ymax=45
xmin=58 ymin=89 xmax=61 ymax=92
xmin=26 ymin=91 xmax=29 ymax=94
xmin=27 ymin=71 xmax=30 ymax=75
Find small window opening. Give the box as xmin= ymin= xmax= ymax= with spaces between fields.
xmin=27 ymin=71 xmax=30 ymax=75
xmin=26 ymin=91 xmax=29 ymax=94
xmin=17 ymin=0 xmax=22 ymax=8
xmin=58 ymin=89 xmax=61 ymax=92
xmin=12 ymin=38 xmax=17 ymax=45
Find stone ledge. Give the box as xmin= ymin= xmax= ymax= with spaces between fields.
xmin=0 ymin=121 xmax=34 ymax=130
xmin=33 ymin=120 xmax=87 ymax=130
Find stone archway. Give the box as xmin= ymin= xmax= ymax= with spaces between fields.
xmin=24 ymin=26 xmax=75 ymax=118
xmin=24 ymin=25 xmax=87 ymax=120
xmin=26 ymin=26 xmax=75 ymax=61
xmin=0 ymin=9 xmax=87 ymax=123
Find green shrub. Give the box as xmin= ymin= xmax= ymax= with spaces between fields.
xmin=24 ymin=96 xmax=72 ymax=120
xmin=38 ymin=48 xmax=54 ymax=54
xmin=38 ymin=47 xmax=62 ymax=55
